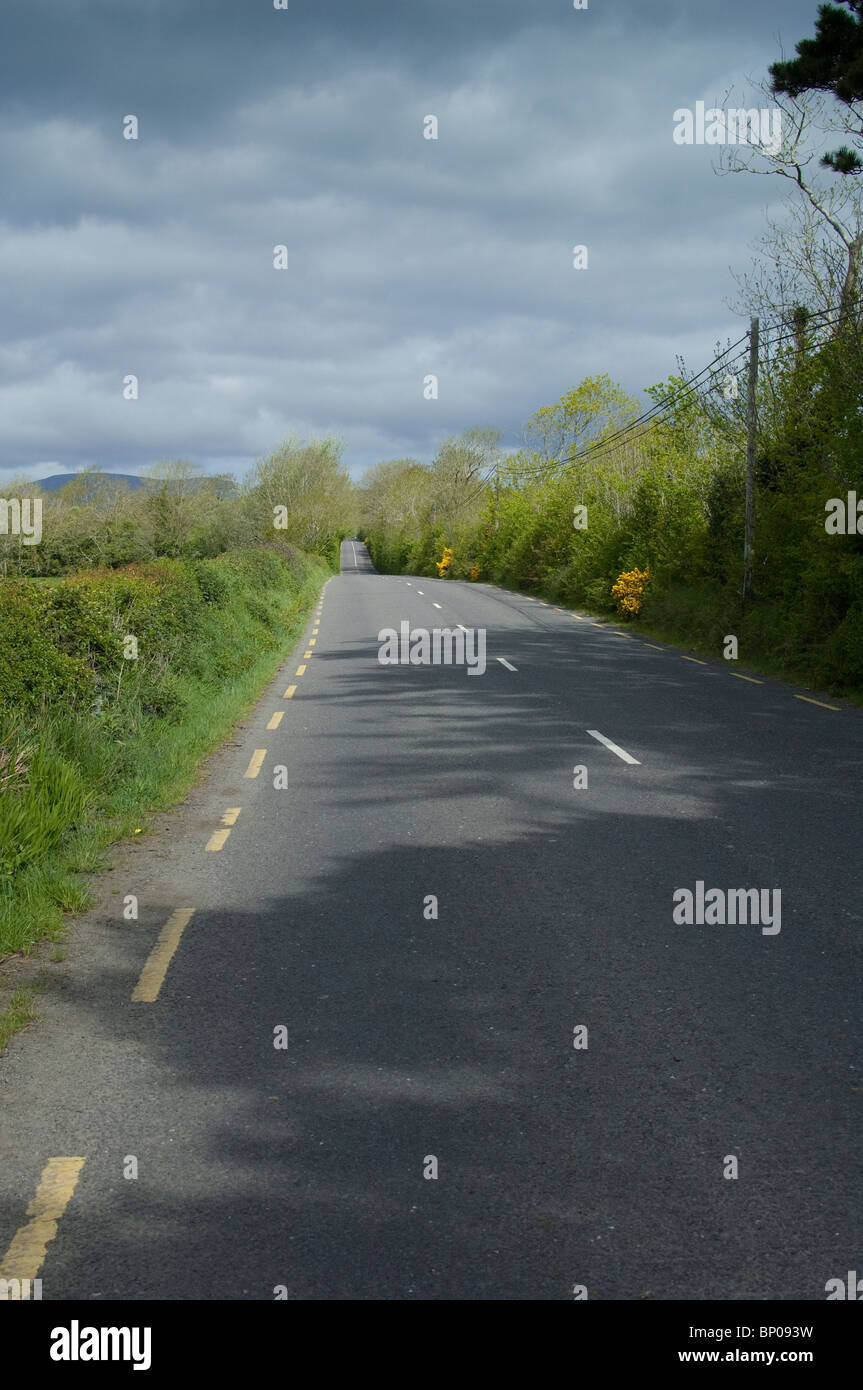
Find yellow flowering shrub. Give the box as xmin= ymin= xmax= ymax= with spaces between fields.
xmin=470 ymin=563 xmax=480 ymax=581
xmin=436 ymin=547 xmax=454 ymax=577
xmin=611 ymin=566 xmax=651 ymax=617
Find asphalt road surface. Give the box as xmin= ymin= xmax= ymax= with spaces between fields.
xmin=1 ymin=539 xmax=860 ymax=1300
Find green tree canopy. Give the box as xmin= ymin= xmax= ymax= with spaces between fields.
xmin=771 ymin=1 xmax=863 ymax=173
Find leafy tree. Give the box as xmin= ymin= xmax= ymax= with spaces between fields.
xmin=521 ymin=375 xmax=640 ymax=475
xmin=247 ymin=436 xmax=356 ymax=558
xmin=770 ymin=1 xmax=863 ymax=173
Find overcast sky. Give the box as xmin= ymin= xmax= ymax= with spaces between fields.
xmin=0 ymin=0 xmax=828 ymax=485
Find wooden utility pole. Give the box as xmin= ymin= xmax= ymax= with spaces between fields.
xmin=742 ymin=316 xmax=759 ymax=602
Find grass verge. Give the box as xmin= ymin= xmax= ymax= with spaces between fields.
xmin=0 ymin=543 xmax=329 ymax=1041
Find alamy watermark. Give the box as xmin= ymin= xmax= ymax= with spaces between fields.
xmin=50 ymin=1323 xmax=151 ymax=1370
xmin=0 ymin=1277 xmax=42 ymax=1299
xmin=673 ymin=881 xmax=781 ymax=935
xmin=825 ymin=1270 xmax=862 ymax=1299
xmin=0 ymin=497 xmax=42 ymax=544
xmin=825 ymin=492 xmax=863 ymax=534
xmin=378 ymin=622 xmax=486 ymax=675
xmin=673 ymin=102 xmax=781 ymax=155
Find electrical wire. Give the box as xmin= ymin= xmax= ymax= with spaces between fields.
xmin=503 ymin=305 xmax=854 ymax=482
xmin=460 ymin=301 xmax=858 ymax=500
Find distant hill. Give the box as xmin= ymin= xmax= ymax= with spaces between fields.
xmin=31 ymin=472 xmax=238 ymax=499
xmin=35 ymin=472 xmax=146 ymax=493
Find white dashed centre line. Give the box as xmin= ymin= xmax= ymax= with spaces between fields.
xmin=587 ymin=730 xmax=640 ymax=765
xmin=496 ymin=657 xmax=518 ymax=672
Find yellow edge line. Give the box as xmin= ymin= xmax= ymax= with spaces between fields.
xmin=284 ymin=685 xmax=297 ymax=698
xmin=244 ymin=749 xmax=266 ymax=778
xmin=221 ymin=807 xmax=241 ymax=826
xmin=267 ymin=711 xmax=285 ymax=730
xmin=730 ymin=672 xmax=763 ymax=684
xmin=645 ymin=643 xmax=664 ymax=650
xmin=205 ymin=828 xmax=230 ymax=852
xmin=131 ymin=908 xmax=195 ymax=1002
xmin=795 ymin=694 xmax=840 ymax=711
xmin=681 ymin=656 xmax=707 ymax=665
xmin=296 ymin=664 xmax=306 ymax=676
xmin=308 ymin=638 xmax=316 ymax=646
xmin=304 ymin=651 xmax=312 ymax=658
xmin=0 ymin=1157 xmax=86 ymax=1287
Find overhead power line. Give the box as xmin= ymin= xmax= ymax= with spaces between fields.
xmin=501 ymin=306 xmax=851 ymax=483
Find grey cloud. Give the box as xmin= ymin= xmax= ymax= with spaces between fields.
xmin=0 ymin=0 xmax=829 ymax=481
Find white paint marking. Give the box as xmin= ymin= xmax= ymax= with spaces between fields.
xmin=586 ymin=730 xmax=640 ymax=765
xmin=416 ymin=590 xmax=424 ymax=595
xmin=496 ymin=657 xmax=518 ymax=672
xmin=433 ymin=602 xmax=442 ymax=609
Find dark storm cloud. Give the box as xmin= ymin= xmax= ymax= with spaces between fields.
xmin=0 ymin=0 xmax=828 ymax=481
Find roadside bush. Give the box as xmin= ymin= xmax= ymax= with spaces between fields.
xmin=0 ymin=544 xmax=329 ymax=965
xmin=612 ymin=567 xmax=651 ymax=618
xmin=0 ymin=583 xmax=92 ymax=711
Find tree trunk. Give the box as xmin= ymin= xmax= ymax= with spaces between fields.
xmin=838 ymin=233 xmax=863 ymax=334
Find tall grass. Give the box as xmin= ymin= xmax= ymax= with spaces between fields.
xmin=0 ymin=544 xmax=329 ymax=969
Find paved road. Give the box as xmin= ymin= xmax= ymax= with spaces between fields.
xmin=1 ymin=539 xmax=860 ymax=1300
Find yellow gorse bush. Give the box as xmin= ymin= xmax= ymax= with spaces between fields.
xmin=436 ymin=547 xmax=454 ymax=577
xmin=470 ymin=563 xmax=481 ymax=581
xmin=611 ymin=566 xmax=651 ymax=617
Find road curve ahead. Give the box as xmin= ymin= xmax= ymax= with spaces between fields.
xmin=0 ymin=538 xmax=860 ymax=1300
